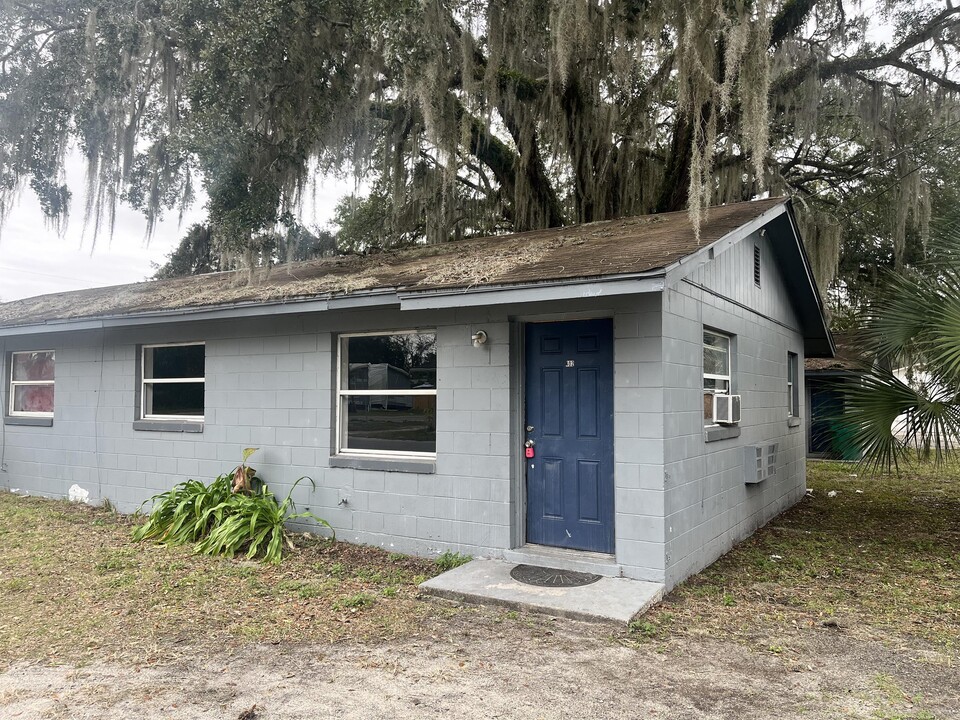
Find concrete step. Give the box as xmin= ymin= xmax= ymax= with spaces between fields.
xmin=502 ymin=545 xmax=622 ymax=578
xmin=420 ymin=559 xmax=664 ymax=625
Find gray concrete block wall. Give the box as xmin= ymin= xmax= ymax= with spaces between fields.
xmin=661 ymin=230 xmax=807 ymax=589
xmin=0 ymin=308 xmax=516 ymax=560
xmin=612 ymin=294 xmax=667 ymax=582
xmin=0 ymin=296 xmax=669 ymax=577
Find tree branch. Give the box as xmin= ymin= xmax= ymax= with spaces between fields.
xmin=772 ymin=7 xmax=960 ymax=95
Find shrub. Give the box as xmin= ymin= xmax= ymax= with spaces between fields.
xmin=133 ymin=449 xmax=333 ymax=563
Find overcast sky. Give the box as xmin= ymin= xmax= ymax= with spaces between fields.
xmin=0 ymin=150 xmax=354 ymax=302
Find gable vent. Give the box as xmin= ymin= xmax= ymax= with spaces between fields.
xmin=753 ymin=245 xmax=761 ymax=287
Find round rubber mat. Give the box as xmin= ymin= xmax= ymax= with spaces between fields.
xmin=509 ymin=564 xmax=602 ymax=588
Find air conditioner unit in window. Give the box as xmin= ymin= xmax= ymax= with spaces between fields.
xmin=713 ymin=394 xmax=741 ymax=425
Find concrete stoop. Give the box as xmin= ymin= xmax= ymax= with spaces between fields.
xmin=419 ymin=559 xmax=664 ymax=625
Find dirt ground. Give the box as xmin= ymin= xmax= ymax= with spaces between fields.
xmin=1 ymin=606 xmax=957 ymax=720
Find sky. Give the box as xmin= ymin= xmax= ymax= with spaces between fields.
xmin=0 ymin=150 xmax=355 ymax=302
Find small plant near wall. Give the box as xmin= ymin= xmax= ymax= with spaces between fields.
xmin=133 ymin=448 xmax=333 ymax=563
xmin=434 ymin=551 xmax=472 ymax=571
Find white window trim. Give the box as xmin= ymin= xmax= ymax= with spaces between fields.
xmin=336 ymin=330 xmax=437 ymax=460
xmin=140 ymin=342 xmax=205 ymax=422
xmin=8 ymin=350 xmax=55 ymax=418
xmin=703 ymin=330 xmax=732 ymax=427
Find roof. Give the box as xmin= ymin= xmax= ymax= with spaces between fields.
xmin=805 ymin=333 xmax=863 ymax=373
xmin=0 ymin=198 xmax=786 ymax=329
xmin=0 ymin=197 xmax=833 ymax=356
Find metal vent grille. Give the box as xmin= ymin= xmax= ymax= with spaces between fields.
xmin=753 ymin=245 xmax=762 ymax=287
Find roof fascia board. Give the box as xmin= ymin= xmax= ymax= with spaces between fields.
xmin=0 ymin=274 xmax=666 ymax=336
xmin=398 ymin=275 xmax=665 ymax=311
xmin=662 ymin=202 xmax=788 ymax=288
xmin=783 ymin=203 xmax=836 ymax=357
xmin=0 ymin=319 xmax=107 ymax=337
xmin=0 ymin=297 xmax=334 ymax=337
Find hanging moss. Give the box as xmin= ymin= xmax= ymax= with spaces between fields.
xmin=0 ymin=0 xmax=956 ymax=290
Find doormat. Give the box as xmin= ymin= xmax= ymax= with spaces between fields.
xmin=509 ymin=564 xmax=602 ymax=588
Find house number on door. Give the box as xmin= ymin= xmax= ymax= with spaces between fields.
xmin=566 ymin=360 xmax=575 ymax=367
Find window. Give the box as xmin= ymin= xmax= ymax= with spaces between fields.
xmin=141 ymin=343 xmax=205 ymax=421
xmin=703 ymin=330 xmax=731 ymax=424
xmin=9 ymin=351 xmax=55 ymax=417
xmin=337 ymin=331 xmax=437 ymax=457
xmin=787 ymin=352 xmax=799 ymax=417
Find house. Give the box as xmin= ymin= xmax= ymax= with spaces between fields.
xmin=805 ymin=333 xmax=863 ymax=459
xmin=0 ymin=197 xmax=833 ymax=591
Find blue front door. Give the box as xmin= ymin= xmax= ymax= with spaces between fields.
xmin=524 ymin=319 xmax=614 ymax=553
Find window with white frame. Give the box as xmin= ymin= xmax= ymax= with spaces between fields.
xmin=703 ymin=330 xmax=732 ymax=424
xmin=337 ymin=331 xmax=437 ymax=457
xmin=9 ymin=351 xmax=55 ymax=417
xmin=140 ymin=343 xmax=205 ymax=421
xmin=787 ymin=351 xmax=800 ymax=417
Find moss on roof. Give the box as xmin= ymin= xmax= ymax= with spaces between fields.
xmin=0 ymin=198 xmax=786 ymax=328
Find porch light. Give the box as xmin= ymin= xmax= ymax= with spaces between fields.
xmin=472 ymin=330 xmax=488 ymax=347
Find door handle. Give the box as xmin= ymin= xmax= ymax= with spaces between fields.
xmin=525 ymin=425 xmax=534 ymax=432
xmin=524 ymin=439 xmax=535 ymax=448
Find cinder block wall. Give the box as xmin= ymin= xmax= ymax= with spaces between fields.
xmin=612 ymin=294 xmax=667 ymax=583
xmin=0 ymin=307 xmax=516 ymax=559
xmin=0 ymin=296 xmax=669 ymax=576
xmin=661 ymin=231 xmax=807 ymax=589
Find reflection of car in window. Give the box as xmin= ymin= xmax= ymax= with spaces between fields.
xmin=338 ymin=332 xmax=438 ymax=457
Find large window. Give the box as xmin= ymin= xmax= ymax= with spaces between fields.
xmin=141 ymin=343 xmax=205 ymax=421
xmin=337 ymin=331 xmax=437 ymax=457
xmin=9 ymin=351 xmax=55 ymax=417
xmin=787 ymin=352 xmax=800 ymax=418
xmin=703 ymin=330 xmax=731 ymax=424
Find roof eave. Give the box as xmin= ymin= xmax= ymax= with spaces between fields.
xmin=0 ymin=271 xmax=668 ymax=336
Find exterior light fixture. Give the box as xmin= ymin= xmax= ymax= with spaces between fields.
xmin=472 ymin=330 xmax=488 ymax=347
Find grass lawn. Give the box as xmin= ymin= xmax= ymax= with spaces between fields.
xmin=0 ymin=493 xmax=454 ymax=668
xmin=639 ymin=461 xmax=960 ymax=653
xmin=0 ymin=460 xmax=957 ymax=670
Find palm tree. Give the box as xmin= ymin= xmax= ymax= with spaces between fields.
xmin=838 ymin=226 xmax=960 ymax=472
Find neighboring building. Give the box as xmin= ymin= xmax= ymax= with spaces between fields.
xmin=805 ymin=334 xmax=863 ymax=459
xmin=0 ymin=198 xmax=833 ymax=591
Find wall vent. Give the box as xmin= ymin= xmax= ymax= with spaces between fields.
xmin=753 ymin=245 xmax=761 ymax=287
xmin=745 ymin=443 xmax=779 ymax=484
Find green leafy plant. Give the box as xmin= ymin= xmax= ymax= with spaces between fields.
xmin=195 ymin=476 xmax=332 ymax=563
xmin=434 ymin=550 xmax=472 ymax=571
xmin=133 ymin=449 xmax=333 ymax=563
xmin=132 ymin=475 xmax=233 ymax=545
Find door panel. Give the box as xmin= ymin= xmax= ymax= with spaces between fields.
xmin=525 ymin=319 xmax=615 ymax=553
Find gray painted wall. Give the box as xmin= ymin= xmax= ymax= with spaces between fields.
xmin=0 ymin=295 xmax=668 ymax=581
xmin=661 ymin=230 xmax=807 ymax=588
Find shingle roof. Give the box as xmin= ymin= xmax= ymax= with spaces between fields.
xmin=805 ymin=333 xmax=862 ymax=372
xmin=0 ymin=198 xmax=787 ymax=328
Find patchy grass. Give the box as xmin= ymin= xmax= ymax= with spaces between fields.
xmin=638 ymin=461 xmax=960 ymax=653
xmin=3 ymin=460 xmax=958 ymax=673
xmin=0 ymin=492 xmax=443 ymax=668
